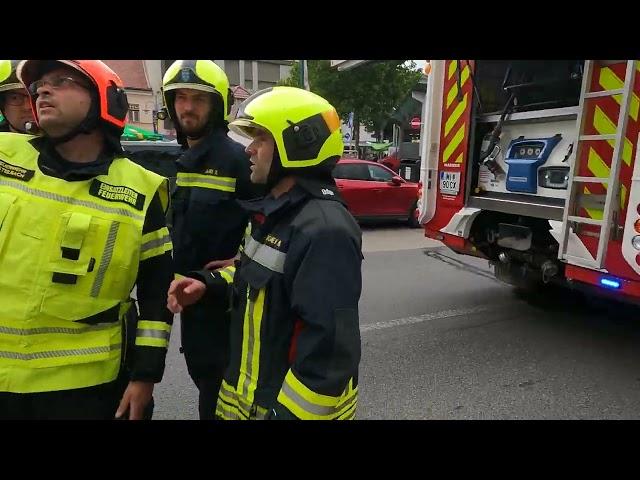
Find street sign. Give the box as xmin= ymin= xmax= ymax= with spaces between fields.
xmin=410 ymin=116 xmax=421 ymax=129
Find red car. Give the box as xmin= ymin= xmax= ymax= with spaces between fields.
xmin=333 ymin=158 xmax=420 ymax=227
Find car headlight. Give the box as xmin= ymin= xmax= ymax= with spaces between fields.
xmin=538 ymin=167 xmax=569 ymax=189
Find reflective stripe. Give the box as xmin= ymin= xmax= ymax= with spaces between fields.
xmin=218 ymin=391 xmax=250 ymax=417
xmin=445 ymin=93 xmax=468 ymax=136
xmin=140 ymin=235 xmax=171 ymax=253
xmin=239 ymin=223 xmax=252 ymax=254
xmin=217 ymin=380 xmax=268 ymax=420
xmin=0 ymin=324 xmax=114 ymax=336
xmin=243 ymin=236 xmax=260 ymax=257
xmin=280 ymin=382 xmax=341 ymax=417
xmin=0 ymin=178 xmax=145 ymax=221
xmin=443 ymin=123 xmax=466 ymax=163
xmin=140 ymin=227 xmax=172 ymax=261
xmin=219 ymin=380 xmax=238 ymax=400
xmin=218 ymin=380 xmax=250 ymax=419
xmin=90 ymin=221 xmax=119 ymax=297
xmin=136 ymin=329 xmax=170 ymax=340
xmin=238 ymin=288 xmax=256 ymax=397
xmin=239 ymin=287 xmax=264 ymax=411
xmin=140 ymin=234 xmax=172 ymax=256
xmin=216 ymin=405 xmax=242 ymax=420
xmin=277 ymin=370 xmax=358 ymax=420
xmin=219 ymin=269 xmax=233 ymax=284
xmin=216 ymin=399 xmax=246 ymax=420
xmin=244 ymin=237 xmax=286 ymax=273
xmin=0 ymin=343 xmax=120 ymax=360
xmin=217 ymin=265 xmax=235 ymax=284
xmin=135 ymin=320 xmax=171 ymax=348
xmin=176 ymin=173 xmax=236 ymax=192
xmin=338 ymin=403 xmax=357 ymax=420
xmin=253 ymin=405 xmax=269 ymax=420
xmin=135 ymin=337 xmax=169 ymax=348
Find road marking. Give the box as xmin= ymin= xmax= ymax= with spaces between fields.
xmin=361 ymin=304 xmax=499 ymax=333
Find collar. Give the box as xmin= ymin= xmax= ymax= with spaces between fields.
xmin=238 ymin=176 xmax=345 ymax=219
xmin=238 ymin=184 xmax=308 ymax=218
xmin=176 ymin=128 xmax=227 ymax=171
xmin=294 ymin=176 xmax=346 ymax=205
xmin=29 ymin=136 xmax=115 ymax=181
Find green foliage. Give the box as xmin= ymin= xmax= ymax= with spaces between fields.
xmin=281 ymin=60 xmax=422 ymax=145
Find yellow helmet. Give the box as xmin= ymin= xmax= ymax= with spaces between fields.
xmin=229 ymin=86 xmax=343 ymax=170
xmin=162 ymin=60 xmax=232 ymax=122
xmin=0 ymin=60 xmax=23 ymax=93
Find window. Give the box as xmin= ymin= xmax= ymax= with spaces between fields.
xmin=368 ymin=164 xmax=394 ymax=182
xmin=128 ymin=103 xmax=140 ymax=123
xmin=333 ymin=163 xmax=369 ymax=181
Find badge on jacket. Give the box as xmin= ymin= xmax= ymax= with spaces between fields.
xmin=89 ymin=179 xmax=145 ymax=210
xmin=0 ymin=158 xmax=34 ymax=182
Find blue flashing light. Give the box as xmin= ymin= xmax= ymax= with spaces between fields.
xmin=600 ymin=278 xmax=621 ymax=289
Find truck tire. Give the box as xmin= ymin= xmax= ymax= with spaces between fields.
xmin=407 ymin=201 xmax=420 ymax=228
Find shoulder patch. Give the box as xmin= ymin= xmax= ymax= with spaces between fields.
xmin=0 ymin=158 xmax=34 ymax=182
xmin=89 ymin=179 xmax=146 ymax=210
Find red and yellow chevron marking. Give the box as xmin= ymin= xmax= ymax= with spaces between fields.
xmin=441 ymin=60 xmax=472 ymax=165
xmin=576 ymin=61 xmax=640 ymax=259
xmin=438 ymin=60 xmax=474 ymax=205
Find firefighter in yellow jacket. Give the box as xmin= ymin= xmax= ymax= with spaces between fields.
xmin=168 ymin=87 xmax=362 ymax=419
xmin=0 ymin=60 xmax=174 ymax=419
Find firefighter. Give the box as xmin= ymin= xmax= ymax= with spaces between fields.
xmin=162 ymin=60 xmax=260 ymax=420
xmin=168 ymin=86 xmax=363 ymax=420
xmin=0 ymin=60 xmax=34 ymax=133
xmin=0 ymin=60 xmax=174 ymax=420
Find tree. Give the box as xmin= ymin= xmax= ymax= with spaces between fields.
xmin=280 ymin=60 xmax=422 ymax=148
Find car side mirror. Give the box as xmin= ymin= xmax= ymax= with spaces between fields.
xmin=389 ymin=176 xmax=403 ymax=186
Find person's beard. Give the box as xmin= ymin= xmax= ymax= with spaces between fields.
xmin=179 ymin=113 xmax=207 ymax=137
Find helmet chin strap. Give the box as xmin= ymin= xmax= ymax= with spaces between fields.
xmin=264 ymin=149 xmax=286 ymax=192
xmin=5 ymin=118 xmax=30 ymax=134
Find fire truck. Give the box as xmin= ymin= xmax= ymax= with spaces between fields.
xmin=418 ymin=60 xmax=640 ymax=302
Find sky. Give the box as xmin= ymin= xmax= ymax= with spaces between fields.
xmin=412 ymin=60 xmax=427 ymax=70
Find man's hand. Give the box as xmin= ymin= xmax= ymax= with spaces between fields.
xmin=204 ymin=256 xmax=237 ymax=270
xmin=115 ymin=381 xmax=154 ymax=420
xmin=167 ymin=277 xmax=206 ymax=314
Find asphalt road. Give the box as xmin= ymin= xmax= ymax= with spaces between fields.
xmin=154 ymin=225 xmax=640 ymax=420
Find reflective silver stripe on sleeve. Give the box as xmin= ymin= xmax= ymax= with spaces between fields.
xmin=243 ymin=237 xmax=286 ymax=273
xmin=136 ymin=328 xmax=170 ymax=341
xmin=140 ymin=234 xmax=172 ymax=254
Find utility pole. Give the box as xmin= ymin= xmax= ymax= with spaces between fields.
xmin=299 ymin=60 xmax=309 ymax=90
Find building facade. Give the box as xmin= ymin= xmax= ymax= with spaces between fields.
xmin=103 ymin=60 xmax=294 ymax=137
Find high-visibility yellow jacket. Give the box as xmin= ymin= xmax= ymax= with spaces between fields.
xmin=0 ymin=133 xmax=173 ymax=393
